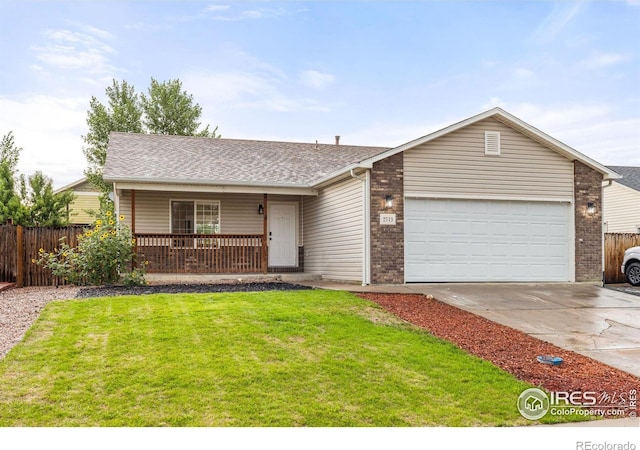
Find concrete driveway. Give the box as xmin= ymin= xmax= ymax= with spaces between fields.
xmin=404 ymin=283 xmax=640 ymax=378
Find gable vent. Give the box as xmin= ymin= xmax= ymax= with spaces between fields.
xmin=484 ymin=131 xmax=501 ymax=155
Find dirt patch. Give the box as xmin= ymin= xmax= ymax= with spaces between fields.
xmin=358 ymin=293 xmax=640 ymax=412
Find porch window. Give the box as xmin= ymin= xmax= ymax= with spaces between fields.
xmin=170 ymin=200 xmax=220 ymax=247
xmin=171 ymin=200 xmax=220 ymax=234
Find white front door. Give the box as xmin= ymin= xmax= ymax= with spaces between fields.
xmin=269 ymin=203 xmax=297 ymax=267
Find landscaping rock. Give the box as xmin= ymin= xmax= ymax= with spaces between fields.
xmin=76 ymin=282 xmax=310 ymax=298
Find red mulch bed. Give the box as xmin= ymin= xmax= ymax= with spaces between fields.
xmin=358 ymin=293 xmax=639 ymax=409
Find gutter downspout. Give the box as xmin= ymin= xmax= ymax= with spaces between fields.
xmin=350 ymin=169 xmax=371 ymax=286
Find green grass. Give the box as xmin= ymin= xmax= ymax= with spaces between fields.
xmin=0 ymin=290 xmax=583 ymax=426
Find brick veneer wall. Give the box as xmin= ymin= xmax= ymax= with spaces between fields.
xmin=370 ymin=153 xmax=404 ymax=284
xmin=574 ymin=160 xmax=603 ymax=282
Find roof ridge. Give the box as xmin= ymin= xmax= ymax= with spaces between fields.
xmin=109 ymin=131 xmax=389 ymax=150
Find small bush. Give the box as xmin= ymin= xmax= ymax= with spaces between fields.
xmin=35 ymin=209 xmax=146 ymax=286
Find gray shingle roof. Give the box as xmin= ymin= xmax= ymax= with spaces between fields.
xmin=103 ymin=132 xmax=389 ymax=187
xmin=607 ymin=166 xmax=640 ymax=192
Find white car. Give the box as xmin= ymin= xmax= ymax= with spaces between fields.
xmin=622 ymin=246 xmax=640 ymax=286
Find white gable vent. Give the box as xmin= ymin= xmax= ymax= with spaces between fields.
xmin=485 ymin=131 xmax=501 ymax=155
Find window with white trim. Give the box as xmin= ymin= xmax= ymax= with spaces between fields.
xmin=171 ymin=200 xmax=220 ymax=234
xmin=485 ymin=131 xmax=501 ymax=155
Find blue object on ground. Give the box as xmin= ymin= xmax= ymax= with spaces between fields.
xmin=537 ymin=355 xmax=563 ymax=366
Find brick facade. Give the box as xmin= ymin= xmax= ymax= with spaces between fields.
xmin=574 ymin=160 xmax=603 ymax=282
xmin=370 ymin=153 xmax=404 ymax=284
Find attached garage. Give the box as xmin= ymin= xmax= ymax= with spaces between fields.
xmin=405 ymin=198 xmax=571 ymax=282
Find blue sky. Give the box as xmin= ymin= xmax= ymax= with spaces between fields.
xmin=1 ymin=0 xmax=639 ymax=188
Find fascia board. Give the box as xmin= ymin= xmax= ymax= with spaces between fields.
xmin=113 ymin=180 xmax=317 ymax=196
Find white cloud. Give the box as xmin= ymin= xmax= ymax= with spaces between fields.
xmin=204 ymin=5 xmax=231 ymax=13
xmin=530 ymin=1 xmax=583 ymax=44
xmin=513 ymin=67 xmax=534 ymax=79
xmin=200 ymin=5 xmax=286 ymax=21
xmin=184 ymin=70 xmax=336 ymax=113
xmin=0 ymin=95 xmax=88 ymax=188
xmin=580 ymin=51 xmax=632 ymax=69
xmin=299 ymin=70 xmax=336 ymax=89
xmin=30 ymin=28 xmax=118 ymax=78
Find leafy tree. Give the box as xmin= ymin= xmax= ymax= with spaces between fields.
xmin=0 ymin=131 xmax=21 ymax=174
xmin=141 ymin=78 xmax=219 ymax=137
xmin=23 ymin=171 xmax=75 ymax=227
xmin=82 ymin=78 xmax=219 ymax=195
xmin=82 ymin=80 xmax=143 ymax=194
xmin=0 ymin=161 xmax=27 ymax=225
xmin=0 ymin=131 xmax=74 ymax=226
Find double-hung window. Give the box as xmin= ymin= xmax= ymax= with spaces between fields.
xmin=170 ymin=200 xmax=220 ymax=247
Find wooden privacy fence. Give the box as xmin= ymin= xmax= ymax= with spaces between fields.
xmin=604 ymin=233 xmax=640 ymax=284
xmin=0 ymin=224 xmax=84 ymax=287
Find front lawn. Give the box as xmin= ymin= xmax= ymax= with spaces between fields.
xmin=0 ymin=290 xmax=578 ymax=426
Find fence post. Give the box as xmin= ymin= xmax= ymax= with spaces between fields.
xmin=16 ymin=225 xmax=24 ymax=288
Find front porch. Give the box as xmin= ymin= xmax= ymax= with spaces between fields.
xmin=115 ymin=184 xmax=314 ymax=276
xmin=135 ymin=233 xmax=268 ymax=274
xmin=134 ymin=233 xmax=305 ymax=274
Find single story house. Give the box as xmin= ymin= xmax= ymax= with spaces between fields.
xmin=54 ymin=177 xmax=101 ymax=225
xmin=603 ymin=166 xmax=640 ymax=233
xmin=103 ymin=107 xmax=620 ymax=284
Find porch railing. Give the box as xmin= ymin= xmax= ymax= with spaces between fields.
xmin=134 ymin=233 xmax=265 ymax=274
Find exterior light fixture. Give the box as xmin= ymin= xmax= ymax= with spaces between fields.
xmin=258 ymin=204 xmax=264 ymax=215
xmin=385 ymin=195 xmax=393 ymax=208
xmin=586 ymin=202 xmax=596 ymax=215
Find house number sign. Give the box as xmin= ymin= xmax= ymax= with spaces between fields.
xmin=380 ymin=213 xmax=396 ymax=225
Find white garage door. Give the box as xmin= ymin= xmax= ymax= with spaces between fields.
xmin=405 ymin=199 xmax=570 ymax=282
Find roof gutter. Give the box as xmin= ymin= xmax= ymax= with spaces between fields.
xmin=110 ymin=179 xmax=318 ymax=196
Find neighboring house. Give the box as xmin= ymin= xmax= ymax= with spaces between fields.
xmin=603 ymin=166 xmax=640 ymax=233
xmin=103 ymin=107 xmax=620 ymax=284
xmin=54 ymin=178 xmax=101 ymax=225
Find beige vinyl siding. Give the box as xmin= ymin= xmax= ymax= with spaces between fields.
xmin=604 ymin=182 xmax=640 ymax=233
xmin=118 ymin=190 xmax=302 ymax=240
xmin=404 ymin=117 xmax=574 ymax=200
xmin=303 ymin=175 xmax=364 ymax=282
xmin=120 ymin=191 xmax=262 ymax=234
xmin=67 ymin=193 xmax=100 ymax=224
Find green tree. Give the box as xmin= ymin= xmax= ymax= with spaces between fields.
xmin=141 ymin=78 xmax=219 ymax=137
xmin=82 ymin=78 xmax=219 ymax=196
xmin=0 ymin=131 xmax=74 ymax=226
xmin=0 ymin=161 xmax=27 ymax=225
xmin=0 ymin=131 xmax=21 ymax=174
xmin=23 ymin=171 xmax=75 ymax=227
xmin=0 ymin=132 xmax=26 ymax=224
xmin=82 ymin=80 xmax=143 ymax=194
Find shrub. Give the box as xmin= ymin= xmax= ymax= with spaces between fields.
xmin=35 ymin=210 xmax=146 ymax=286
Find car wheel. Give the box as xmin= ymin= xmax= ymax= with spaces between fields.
xmin=626 ymin=261 xmax=640 ymax=286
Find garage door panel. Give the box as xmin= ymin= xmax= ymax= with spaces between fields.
xmin=405 ymin=199 xmax=570 ymax=282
